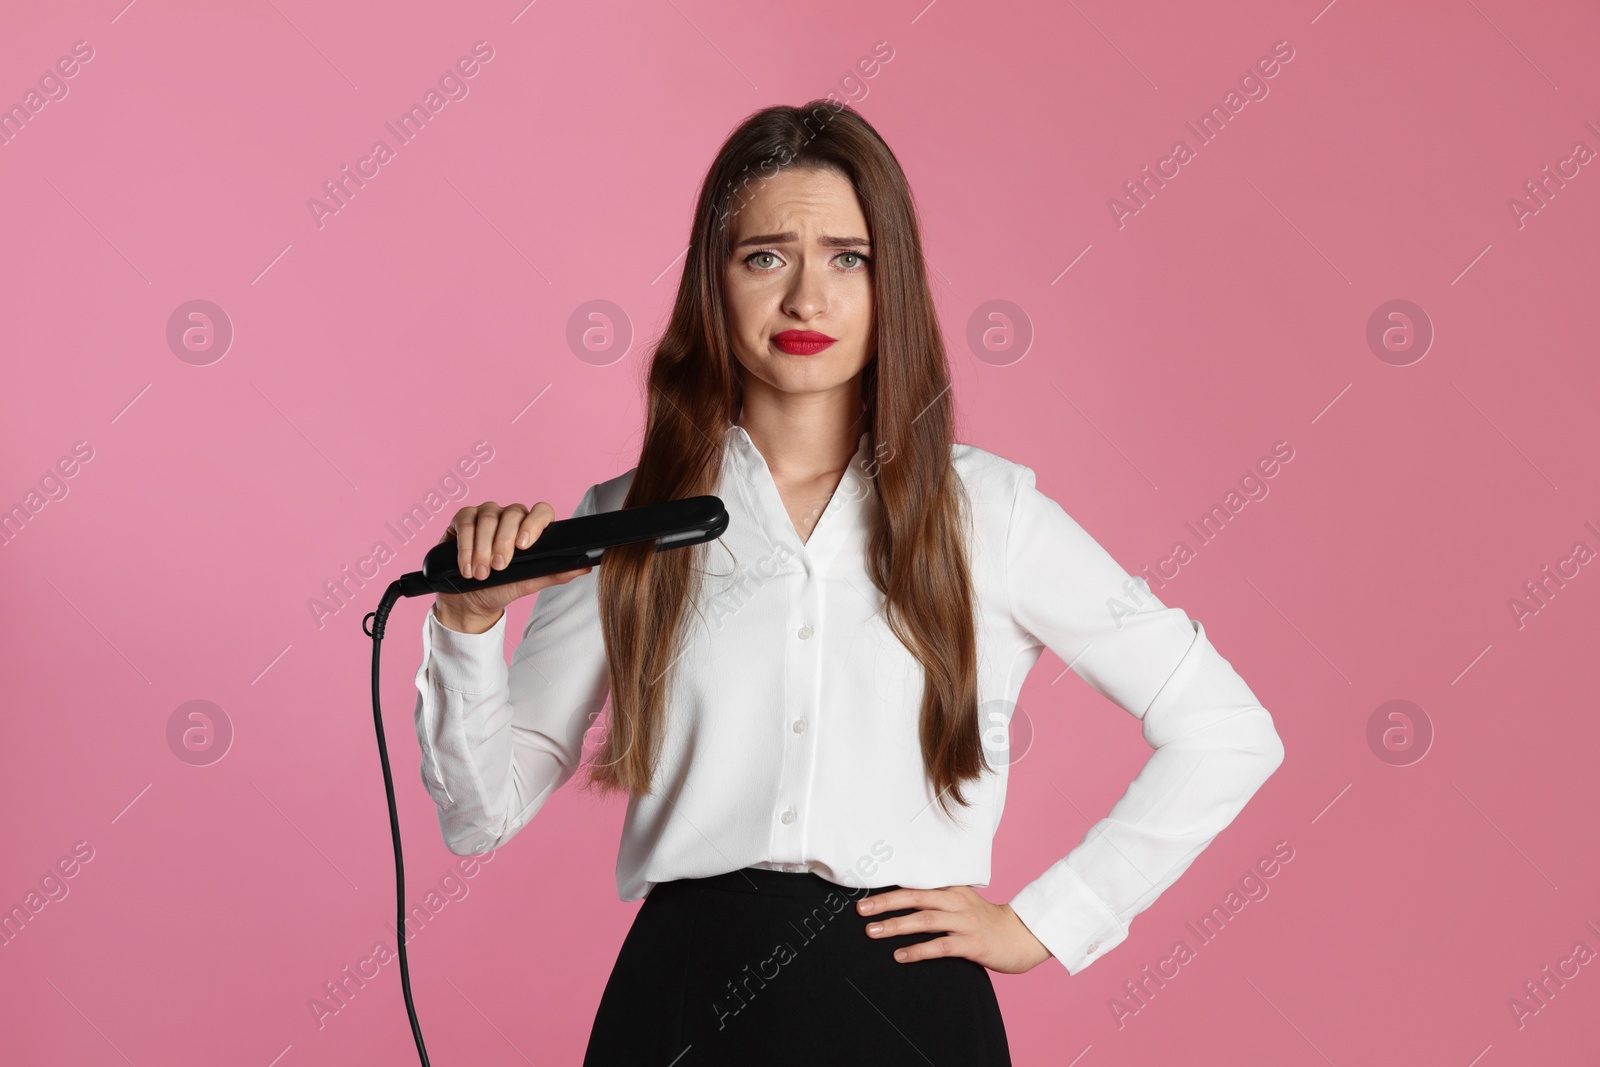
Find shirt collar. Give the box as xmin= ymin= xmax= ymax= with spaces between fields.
xmin=723 ymin=422 xmax=873 ymax=480
xmin=722 ymin=422 xmax=876 ymax=561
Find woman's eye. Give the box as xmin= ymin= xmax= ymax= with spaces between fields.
xmin=742 ymin=250 xmax=870 ymax=271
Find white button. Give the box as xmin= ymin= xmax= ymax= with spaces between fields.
xmin=1087 ymin=941 xmax=1100 ymax=953
xmin=792 ymin=719 xmax=807 ymax=733
xmin=780 ymin=808 xmax=796 ymax=824
xmin=797 ymin=624 xmax=813 ymax=639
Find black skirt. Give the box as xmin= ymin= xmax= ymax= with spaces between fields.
xmin=583 ymin=866 xmax=1013 ymax=1066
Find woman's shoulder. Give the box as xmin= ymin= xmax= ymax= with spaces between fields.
xmin=948 ymin=442 xmax=1042 ymax=552
xmin=950 ymin=440 xmax=1032 ymax=501
xmin=585 ymin=466 xmax=638 ymax=515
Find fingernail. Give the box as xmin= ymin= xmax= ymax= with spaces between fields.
xmin=894 ymin=950 xmax=907 ymax=962
xmin=492 ymin=553 xmax=504 ymax=568
xmin=866 ymin=923 xmax=882 ymax=935
xmin=858 ymin=901 xmax=873 ymax=913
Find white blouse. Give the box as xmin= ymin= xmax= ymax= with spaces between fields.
xmin=410 ymin=422 xmax=1285 ymax=974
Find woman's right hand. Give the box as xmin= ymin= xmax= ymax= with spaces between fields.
xmin=432 ymin=500 xmax=593 ymax=634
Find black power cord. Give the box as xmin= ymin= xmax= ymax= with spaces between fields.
xmin=363 ymin=579 xmax=431 ymax=1066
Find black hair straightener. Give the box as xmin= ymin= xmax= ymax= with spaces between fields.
xmin=362 ymin=494 xmax=729 ymax=1065
xmin=399 ymin=494 xmax=728 ymax=597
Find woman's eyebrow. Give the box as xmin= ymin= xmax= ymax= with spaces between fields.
xmin=733 ymin=232 xmax=871 ymax=249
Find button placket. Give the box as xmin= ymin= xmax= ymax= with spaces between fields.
xmin=728 ymin=424 xmax=869 ymax=864
xmin=771 ymin=563 xmax=811 ymax=855
xmin=775 ymin=560 xmax=825 ymax=853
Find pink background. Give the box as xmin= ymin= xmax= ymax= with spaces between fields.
xmin=4 ymin=0 xmax=1599 ymax=1063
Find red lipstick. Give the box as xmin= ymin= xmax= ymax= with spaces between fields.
xmin=771 ymin=330 xmax=836 ymax=355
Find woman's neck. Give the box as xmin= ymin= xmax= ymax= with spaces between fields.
xmin=734 ymin=385 xmax=866 ymax=484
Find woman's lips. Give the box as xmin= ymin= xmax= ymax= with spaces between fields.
xmin=771 ymin=330 xmax=836 ymax=355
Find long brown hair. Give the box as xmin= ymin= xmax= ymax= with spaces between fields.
xmin=581 ymin=100 xmax=987 ymax=818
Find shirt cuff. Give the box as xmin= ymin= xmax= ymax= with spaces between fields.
xmin=424 ymin=603 xmax=510 ymax=695
xmin=1008 ymin=862 xmax=1128 ymax=975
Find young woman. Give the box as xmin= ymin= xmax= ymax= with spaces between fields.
xmin=412 ymin=100 xmax=1285 ymax=1065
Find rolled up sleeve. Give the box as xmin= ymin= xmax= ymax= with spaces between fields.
xmin=1001 ymin=465 xmax=1286 ymax=974
xmin=411 ymin=484 xmax=612 ymax=856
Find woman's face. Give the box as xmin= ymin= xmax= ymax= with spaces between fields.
xmin=722 ymin=165 xmax=875 ymax=407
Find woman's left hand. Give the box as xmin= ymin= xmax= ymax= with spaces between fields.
xmin=856 ymin=885 xmax=1053 ymax=974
